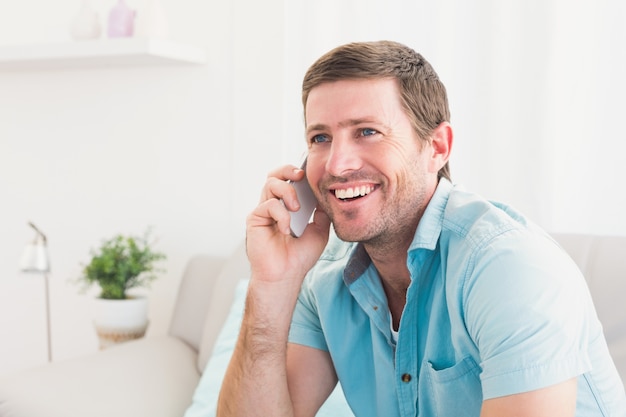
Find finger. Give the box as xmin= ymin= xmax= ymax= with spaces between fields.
xmin=259 ymin=177 xmax=295 ymax=206
xmin=311 ymin=207 xmax=331 ymax=232
xmin=260 ymin=169 xmax=306 ymax=209
xmin=301 ymin=207 xmax=331 ymax=240
xmin=266 ymin=165 xmax=305 ymax=182
xmin=248 ymin=198 xmax=293 ymax=236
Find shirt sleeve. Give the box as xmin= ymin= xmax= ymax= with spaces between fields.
xmin=463 ymin=231 xmax=594 ymax=399
xmin=288 ymin=274 xmax=330 ymax=352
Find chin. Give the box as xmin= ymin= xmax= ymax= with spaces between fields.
xmin=332 ymin=223 xmax=373 ymax=243
xmin=326 ymin=207 xmax=378 ymax=242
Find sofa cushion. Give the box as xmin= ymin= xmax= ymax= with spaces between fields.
xmin=168 ymin=254 xmax=229 ymax=352
xmin=196 ymin=241 xmax=250 ymax=372
xmin=0 ymin=336 xmax=199 ymax=417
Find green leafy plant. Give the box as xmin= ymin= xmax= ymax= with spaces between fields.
xmin=78 ymin=229 xmax=166 ymax=300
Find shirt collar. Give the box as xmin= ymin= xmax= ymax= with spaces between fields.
xmin=408 ymin=177 xmax=452 ymax=252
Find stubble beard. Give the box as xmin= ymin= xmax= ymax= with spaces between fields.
xmin=323 ymin=170 xmax=431 ymax=253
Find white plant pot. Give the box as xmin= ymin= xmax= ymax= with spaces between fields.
xmin=93 ymin=296 xmax=149 ymax=349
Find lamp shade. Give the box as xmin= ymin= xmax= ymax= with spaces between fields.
xmin=20 ymin=241 xmax=50 ymax=272
xmin=20 ymin=222 xmax=50 ymax=273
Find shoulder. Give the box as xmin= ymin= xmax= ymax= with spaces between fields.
xmin=300 ymin=230 xmax=356 ymax=301
xmin=439 ymin=184 xmax=572 ymax=266
xmin=439 ymin=184 xmax=584 ymax=307
xmin=442 ymin=185 xmax=538 ymax=246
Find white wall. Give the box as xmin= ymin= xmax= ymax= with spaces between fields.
xmin=283 ymin=0 xmax=626 ymax=235
xmin=0 ymin=0 xmax=288 ymax=376
xmin=1 ymin=0 xmax=625 ymax=377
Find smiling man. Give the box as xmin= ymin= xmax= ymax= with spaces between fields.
xmin=217 ymin=41 xmax=626 ymax=417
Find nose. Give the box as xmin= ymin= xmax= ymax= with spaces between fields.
xmin=324 ymin=136 xmax=362 ymax=177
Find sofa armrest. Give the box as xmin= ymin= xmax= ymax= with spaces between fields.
xmin=0 ymin=336 xmax=199 ymax=417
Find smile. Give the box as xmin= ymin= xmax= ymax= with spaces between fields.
xmin=334 ymin=185 xmax=375 ymax=200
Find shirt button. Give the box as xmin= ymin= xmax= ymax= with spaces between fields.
xmin=401 ymin=373 xmax=412 ymax=383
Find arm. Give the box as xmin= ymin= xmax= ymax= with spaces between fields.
xmin=217 ymin=165 xmax=334 ymax=417
xmin=465 ymin=234 xmax=586 ymax=416
xmin=287 ymin=344 xmax=339 ymax=416
xmin=481 ymin=378 xmax=577 ymax=417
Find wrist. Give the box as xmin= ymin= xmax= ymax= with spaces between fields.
xmin=243 ymin=277 xmax=301 ymax=338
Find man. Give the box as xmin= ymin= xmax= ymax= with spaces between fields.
xmin=218 ymin=41 xmax=626 ymax=416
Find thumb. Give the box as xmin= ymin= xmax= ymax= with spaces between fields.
xmin=311 ymin=208 xmax=331 ymax=237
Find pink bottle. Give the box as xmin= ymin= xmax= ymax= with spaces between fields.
xmin=107 ymin=0 xmax=136 ymax=38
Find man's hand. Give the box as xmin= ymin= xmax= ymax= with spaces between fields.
xmin=246 ymin=164 xmax=331 ymax=289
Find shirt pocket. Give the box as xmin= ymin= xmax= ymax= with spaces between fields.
xmin=421 ymin=356 xmax=483 ymax=417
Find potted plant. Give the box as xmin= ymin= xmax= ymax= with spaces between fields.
xmin=77 ymin=228 xmax=166 ymax=348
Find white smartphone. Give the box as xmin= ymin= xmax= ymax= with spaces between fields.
xmin=287 ymin=159 xmax=318 ymax=237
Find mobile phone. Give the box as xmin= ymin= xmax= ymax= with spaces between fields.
xmin=287 ymin=159 xmax=317 ymax=237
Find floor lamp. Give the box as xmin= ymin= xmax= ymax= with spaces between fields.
xmin=19 ymin=221 xmax=52 ymax=362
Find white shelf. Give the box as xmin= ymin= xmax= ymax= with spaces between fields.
xmin=0 ymin=38 xmax=207 ymax=71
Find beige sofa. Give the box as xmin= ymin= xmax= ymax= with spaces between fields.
xmin=0 ymin=234 xmax=624 ymax=416
xmin=0 ymin=242 xmax=250 ymax=417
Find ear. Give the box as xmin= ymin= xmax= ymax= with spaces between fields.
xmin=427 ymin=122 xmax=453 ymax=174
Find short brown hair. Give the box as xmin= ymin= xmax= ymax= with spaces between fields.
xmin=302 ymin=40 xmax=451 ymax=181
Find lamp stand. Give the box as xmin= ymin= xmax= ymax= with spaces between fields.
xmin=20 ymin=221 xmax=53 ymax=363
xmin=44 ymin=273 xmax=52 ymax=362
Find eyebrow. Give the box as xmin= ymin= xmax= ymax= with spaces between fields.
xmin=306 ymin=118 xmax=387 ymax=135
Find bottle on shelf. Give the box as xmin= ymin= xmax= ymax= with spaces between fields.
xmin=70 ymin=0 xmax=102 ymax=40
xmin=107 ymin=0 xmax=136 ymax=38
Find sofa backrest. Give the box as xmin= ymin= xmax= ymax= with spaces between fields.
xmin=167 ymin=242 xmax=250 ymax=373
xmin=552 ymin=233 xmax=626 ymax=384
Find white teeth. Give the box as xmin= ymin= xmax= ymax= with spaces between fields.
xmin=335 ymin=185 xmax=373 ymax=200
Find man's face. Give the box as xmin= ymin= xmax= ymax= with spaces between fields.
xmin=305 ymin=78 xmax=440 ymax=246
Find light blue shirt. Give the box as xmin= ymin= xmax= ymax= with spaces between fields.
xmin=289 ymin=178 xmax=626 ymax=417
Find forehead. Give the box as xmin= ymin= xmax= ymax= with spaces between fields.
xmin=305 ymin=78 xmax=404 ymax=127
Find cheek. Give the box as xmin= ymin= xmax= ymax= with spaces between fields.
xmin=378 ymin=139 xmax=423 ymax=172
xmin=305 ymin=157 xmax=325 ymax=193
xmin=391 ymin=147 xmax=431 ymax=187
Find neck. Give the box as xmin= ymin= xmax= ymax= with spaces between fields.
xmin=367 ymin=243 xmax=412 ymax=294
xmin=365 ymin=235 xmax=413 ymax=331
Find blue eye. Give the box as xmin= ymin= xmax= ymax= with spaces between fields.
xmin=361 ymin=128 xmax=378 ymax=136
xmin=311 ymin=134 xmax=330 ymax=143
